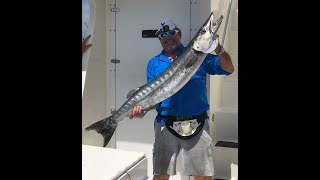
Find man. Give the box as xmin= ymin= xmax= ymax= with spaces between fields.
xmin=129 ymin=19 xmax=234 ymax=180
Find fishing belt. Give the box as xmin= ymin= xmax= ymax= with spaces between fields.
xmin=160 ymin=112 xmax=207 ymax=140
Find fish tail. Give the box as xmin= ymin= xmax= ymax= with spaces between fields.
xmin=85 ymin=117 xmax=118 ymax=147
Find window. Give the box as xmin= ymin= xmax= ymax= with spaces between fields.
xmin=82 ymin=0 xmax=90 ymax=40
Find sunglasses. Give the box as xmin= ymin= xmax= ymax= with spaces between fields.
xmin=158 ymin=30 xmax=180 ymax=39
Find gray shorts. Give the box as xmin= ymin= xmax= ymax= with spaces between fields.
xmin=152 ymin=119 xmax=214 ymax=176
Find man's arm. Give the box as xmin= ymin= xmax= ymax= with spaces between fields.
xmin=214 ymin=44 xmax=234 ymax=73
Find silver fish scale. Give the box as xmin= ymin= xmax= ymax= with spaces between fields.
xmin=109 ymin=13 xmax=222 ymax=123
xmin=138 ymin=49 xmax=207 ymax=109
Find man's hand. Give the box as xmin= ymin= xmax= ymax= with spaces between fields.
xmin=213 ymin=35 xmax=223 ymax=54
xmin=129 ymin=105 xmax=143 ymax=119
xmin=82 ymin=35 xmax=92 ymax=54
xmin=213 ymin=35 xmax=234 ymax=73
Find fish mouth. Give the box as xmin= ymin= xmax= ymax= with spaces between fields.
xmin=212 ymin=15 xmax=223 ymax=34
xmin=208 ymin=14 xmax=223 ymax=35
xmin=192 ymin=14 xmax=223 ymax=53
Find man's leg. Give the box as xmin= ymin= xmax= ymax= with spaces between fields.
xmin=153 ymin=121 xmax=180 ymax=176
xmin=153 ymin=174 xmax=170 ymax=180
xmin=180 ymin=120 xmax=214 ymax=178
xmin=193 ymin=176 xmax=211 ymax=180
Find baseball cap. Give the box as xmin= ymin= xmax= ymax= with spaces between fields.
xmin=155 ymin=19 xmax=179 ymax=36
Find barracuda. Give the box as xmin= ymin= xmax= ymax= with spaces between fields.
xmin=85 ymin=12 xmax=223 ymax=147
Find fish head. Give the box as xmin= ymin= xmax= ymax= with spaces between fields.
xmin=192 ymin=13 xmax=223 ymax=53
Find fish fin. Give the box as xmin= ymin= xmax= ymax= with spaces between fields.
xmin=126 ymin=87 xmax=140 ymax=99
xmin=126 ymin=84 xmax=147 ymax=99
xmin=85 ymin=117 xmax=118 ymax=147
xmin=185 ymin=57 xmax=198 ymax=69
xmin=139 ymin=110 xmax=148 ymax=118
xmin=138 ymin=104 xmax=159 ymax=118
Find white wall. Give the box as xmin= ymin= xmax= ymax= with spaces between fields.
xmin=82 ymin=0 xmax=238 ymax=179
xmin=82 ymin=0 xmax=115 ymax=147
xmin=210 ymin=0 xmax=238 ymax=179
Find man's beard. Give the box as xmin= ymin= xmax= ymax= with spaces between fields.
xmin=165 ymin=45 xmax=177 ymax=52
xmin=164 ymin=42 xmax=181 ymax=52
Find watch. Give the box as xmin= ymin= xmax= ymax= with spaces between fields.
xmin=217 ymin=46 xmax=225 ymax=55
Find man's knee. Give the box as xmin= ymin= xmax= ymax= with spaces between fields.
xmin=153 ymin=174 xmax=170 ymax=180
xmin=193 ymin=175 xmax=212 ymax=180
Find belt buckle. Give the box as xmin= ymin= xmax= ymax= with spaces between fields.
xmin=177 ymin=115 xmax=193 ymax=121
xmin=171 ymin=119 xmax=200 ymax=136
xmin=176 ymin=116 xmax=184 ymax=121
